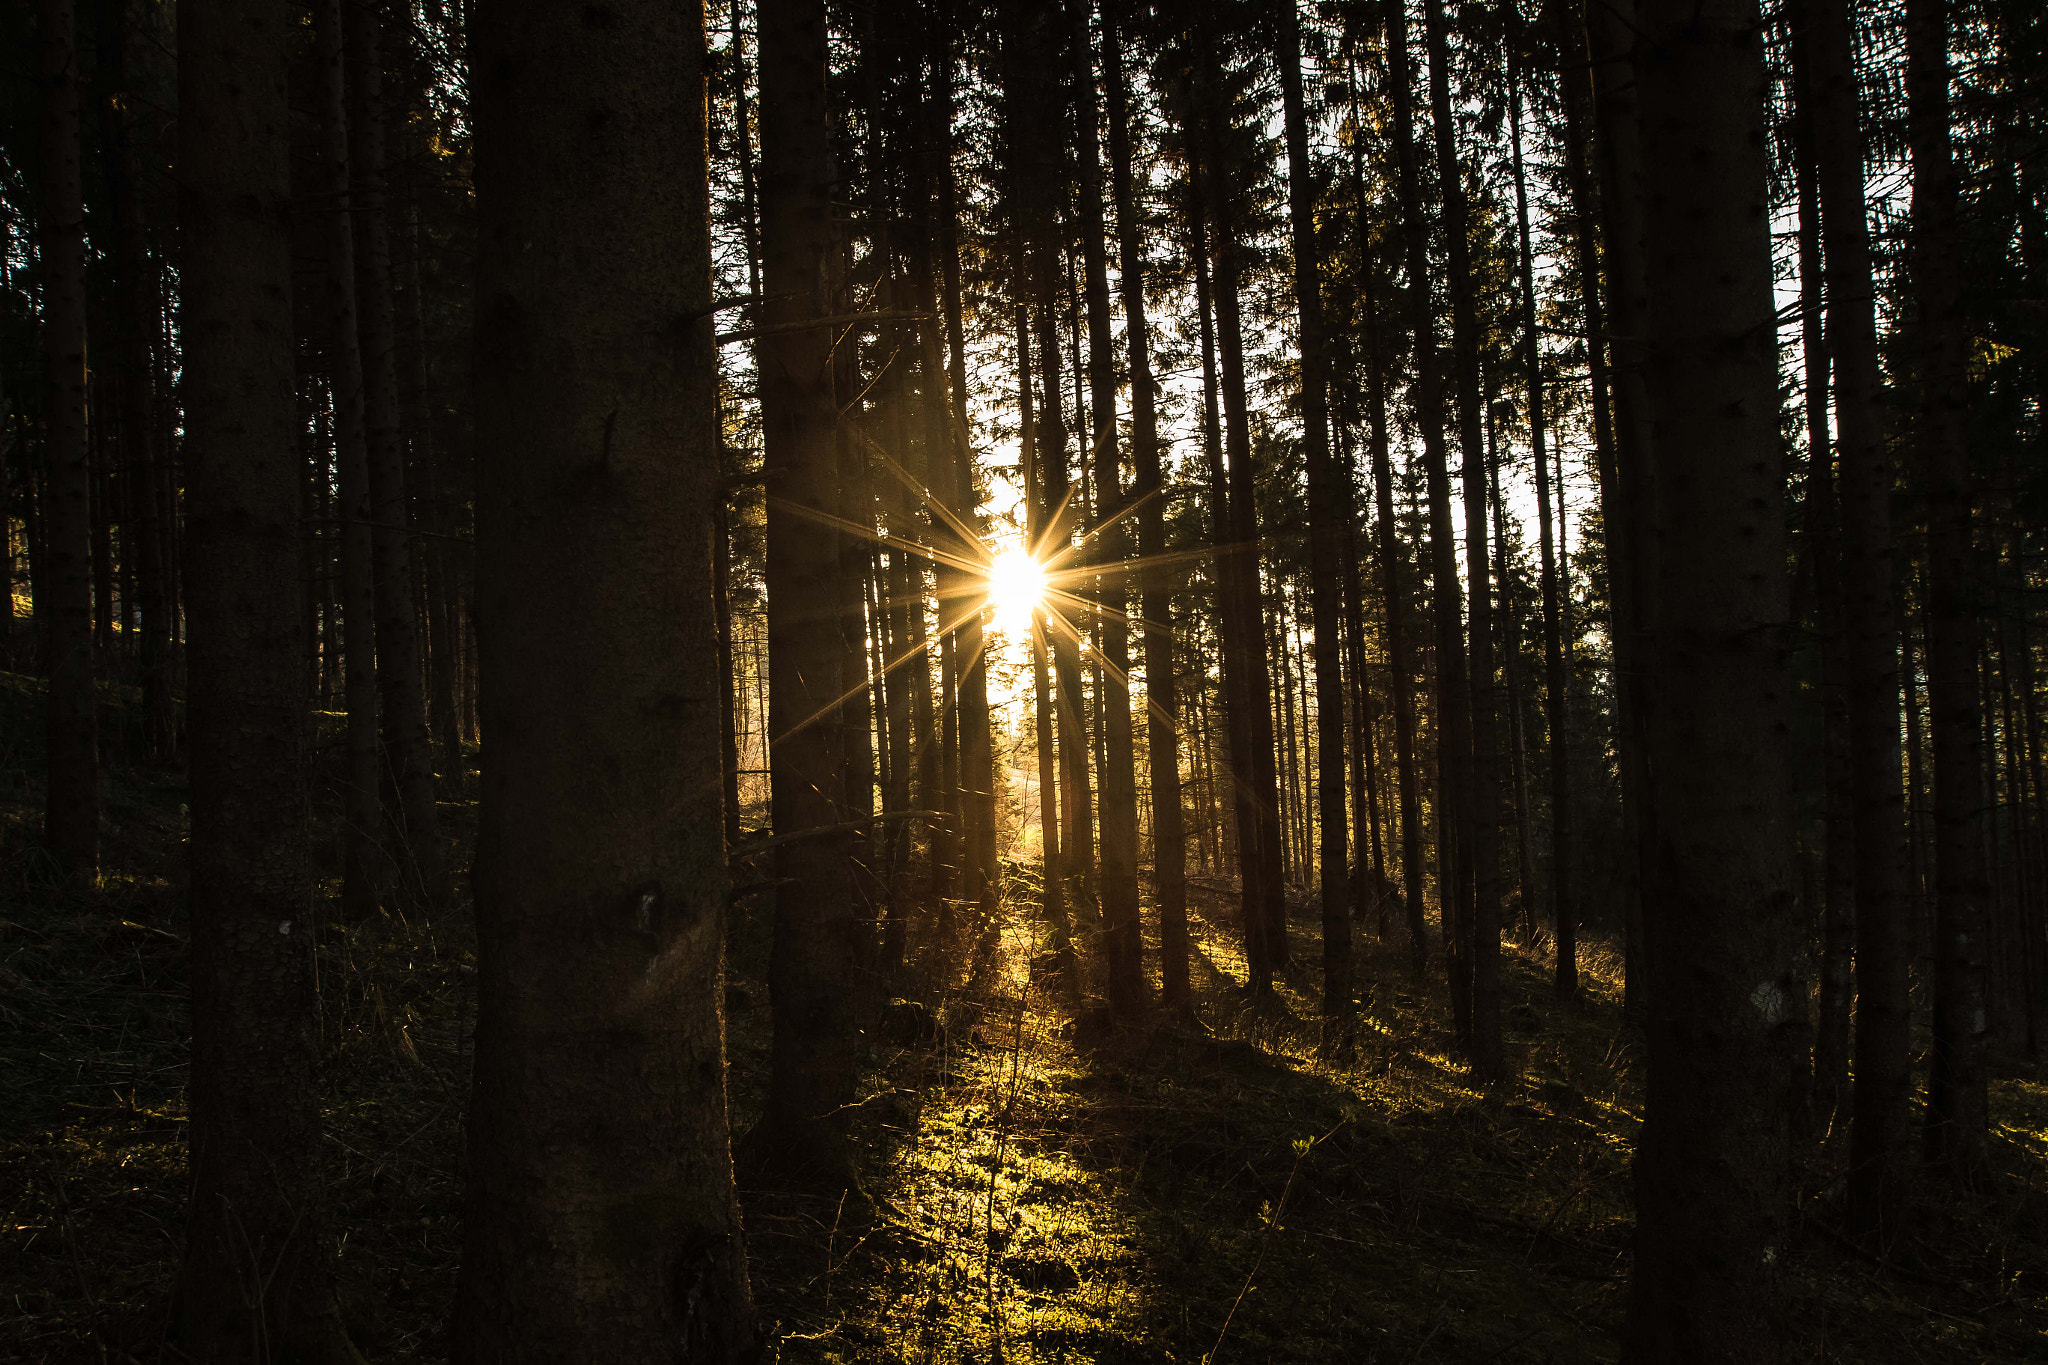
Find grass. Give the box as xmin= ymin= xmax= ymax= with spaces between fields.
xmin=3 ymin=667 xmax=2045 ymax=1361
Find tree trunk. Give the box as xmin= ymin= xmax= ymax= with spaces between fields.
xmin=38 ymin=0 xmax=98 ymax=872
xmin=1806 ymin=0 xmax=1912 ymax=1238
xmin=1509 ymin=44 xmax=1574 ymax=996
xmin=1586 ymin=0 xmax=1659 ymax=1021
xmin=1105 ymin=6 xmax=1188 ymax=1013
xmin=752 ymin=0 xmax=863 ymax=1184
xmin=314 ymin=0 xmax=383 ymax=921
xmin=1193 ymin=38 xmax=1288 ymax=982
xmin=1071 ymin=0 xmax=1145 ymax=1016
xmin=1789 ymin=28 xmax=1856 ymax=1123
xmin=1623 ymin=0 xmax=1803 ymax=1350
xmin=1387 ymin=0 xmax=1468 ymax=1008
xmin=348 ymin=0 xmax=443 ymax=901
xmin=1910 ymin=0 xmax=1991 ymax=1182
xmin=1280 ymin=0 xmax=1352 ymax=1018
xmin=105 ymin=0 xmax=173 ymax=761
xmin=174 ymin=0 xmax=356 ymax=1350
xmin=456 ymin=0 xmax=757 ymax=1350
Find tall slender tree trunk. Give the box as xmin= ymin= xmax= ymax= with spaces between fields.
xmin=1280 ymin=0 xmax=1352 ymax=1019
xmin=1911 ymin=0 xmax=1991 ymax=1181
xmin=1070 ymin=0 xmax=1145 ymax=1016
xmin=1346 ymin=108 xmax=1428 ymax=967
xmin=753 ymin=0 xmax=862 ymax=1184
xmin=1424 ymin=0 xmax=1501 ymax=1073
xmin=349 ymin=0 xmax=443 ymax=900
xmin=1020 ymin=305 xmax=1077 ymax=984
xmin=315 ymin=0 xmax=383 ymax=920
xmin=1387 ymin=0 xmax=1469 ymax=1010
xmin=1624 ymin=0 xmax=1804 ymax=1350
xmin=38 ymin=0 xmax=98 ymax=872
xmin=174 ymin=0 xmax=356 ymax=1352
xmin=1586 ymin=0 xmax=1659 ymax=1020
xmin=1509 ymin=44 xmax=1574 ymax=995
xmin=1194 ymin=40 xmax=1288 ymax=982
xmin=106 ymin=0 xmax=172 ymax=762
xmin=457 ymin=0 xmax=757 ymax=1349
xmin=1789 ymin=24 xmax=1856 ymax=1122
xmin=1105 ymin=6 xmax=1188 ymax=1013
xmin=1806 ymin=0 xmax=1912 ymax=1237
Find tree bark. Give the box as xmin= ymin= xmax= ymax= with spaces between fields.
xmin=1788 ymin=21 xmax=1856 ymax=1124
xmin=174 ymin=0 xmax=357 ymax=1350
xmin=752 ymin=0 xmax=862 ymax=1185
xmin=1806 ymin=0 xmax=1912 ymax=1237
xmin=1105 ymin=6 xmax=1188 ymax=1013
xmin=348 ymin=0 xmax=443 ymax=900
xmin=1910 ymin=0 xmax=1991 ymax=1182
xmin=1280 ymin=0 xmax=1352 ymax=1019
xmin=1070 ymin=0 xmax=1145 ymax=1016
xmin=456 ymin=0 xmax=757 ymax=1350
xmin=38 ymin=0 xmax=98 ymax=872
xmin=1509 ymin=43 xmax=1574 ymax=996
xmin=1623 ymin=0 xmax=1803 ymax=1350
xmin=1586 ymin=0 xmax=1659 ymax=1021
xmin=314 ymin=0 xmax=384 ymax=921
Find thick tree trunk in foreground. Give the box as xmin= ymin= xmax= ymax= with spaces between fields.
xmin=456 ymin=0 xmax=757 ymax=1352
xmin=1280 ymin=0 xmax=1352 ymax=1019
xmin=39 ymin=0 xmax=98 ymax=872
xmin=174 ymin=0 xmax=352 ymax=1351
xmin=1911 ymin=0 xmax=1991 ymax=1182
xmin=314 ymin=0 xmax=383 ymax=921
xmin=1624 ymin=0 xmax=1803 ymax=1352
xmin=1807 ymin=0 xmax=1912 ymax=1237
xmin=753 ymin=0 xmax=863 ymax=1185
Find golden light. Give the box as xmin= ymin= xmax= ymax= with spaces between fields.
xmin=987 ymin=545 xmax=1048 ymax=638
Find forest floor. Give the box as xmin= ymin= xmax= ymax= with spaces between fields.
xmin=3 ymin=667 xmax=2047 ymax=1362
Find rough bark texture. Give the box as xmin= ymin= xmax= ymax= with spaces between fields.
xmin=39 ymin=0 xmax=98 ymax=872
xmin=1808 ymin=0 xmax=1912 ymax=1237
xmin=173 ymin=0 xmax=352 ymax=1350
xmin=753 ymin=0 xmax=863 ymax=1185
xmin=456 ymin=0 xmax=758 ymax=1352
xmin=1280 ymin=0 xmax=1353 ymax=1019
xmin=1624 ymin=0 xmax=1803 ymax=1352
xmin=1910 ymin=0 xmax=1991 ymax=1181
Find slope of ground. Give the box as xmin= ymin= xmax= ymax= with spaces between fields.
xmin=3 ymin=669 xmax=2045 ymax=1361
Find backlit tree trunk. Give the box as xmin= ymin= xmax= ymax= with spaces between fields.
xmin=173 ymin=0 xmax=353 ymax=1350
xmin=1624 ymin=0 xmax=1803 ymax=1350
xmin=456 ymin=0 xmax=758 ymax=1349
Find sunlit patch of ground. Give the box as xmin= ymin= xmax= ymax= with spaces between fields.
xmin=5 ymin=666 xmax=2045 ymax=1360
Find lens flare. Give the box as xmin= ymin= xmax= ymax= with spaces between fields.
xmin=987 ymin=546 xmax=1048 ymax=637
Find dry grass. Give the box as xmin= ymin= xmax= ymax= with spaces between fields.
xmin=3 ymin=668 xmax=2045 ymax=1361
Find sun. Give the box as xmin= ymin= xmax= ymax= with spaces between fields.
xmin=987 ymin=545 xmax=1048 ymax=638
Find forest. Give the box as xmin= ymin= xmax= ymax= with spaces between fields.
xmin=2 ymin=0 xmax=2046 ymax=1357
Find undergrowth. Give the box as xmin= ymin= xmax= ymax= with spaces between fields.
xmin=3 ymin=668 xmax=2045 ymax=1361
